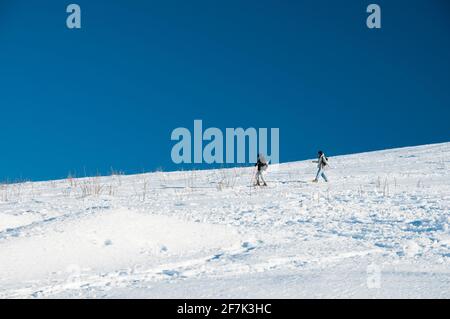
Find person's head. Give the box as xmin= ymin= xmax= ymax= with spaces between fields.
xmin=318 ymin=150 xmax=323 ymax=157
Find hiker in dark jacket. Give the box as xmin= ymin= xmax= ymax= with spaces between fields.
xmin=312 ymin=150 xmax=329 ymax=182
xmin=254 ymin=153 xmax=268 ymax=186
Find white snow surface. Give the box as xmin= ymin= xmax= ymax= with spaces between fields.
xmin=0 ymin=142 xmax=449 ymax=298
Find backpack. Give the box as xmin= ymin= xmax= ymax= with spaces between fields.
xmin=321 ymin=155 xmax=328 ymax=166
xmin=258 ymin=154 xmax=267 ymax=164
xmin=256 ymin=155 xmax=268 ymax=171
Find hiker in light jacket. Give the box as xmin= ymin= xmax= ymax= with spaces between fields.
xmin=312 ymin=150 xmax=328 ymax=182
xmin=254 ymin=153 xmax=268 ymax=186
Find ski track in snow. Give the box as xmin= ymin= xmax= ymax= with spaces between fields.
xmin=0 ymin=142 xmax=449 ymax=298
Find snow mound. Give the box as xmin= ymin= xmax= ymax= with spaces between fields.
xmin=0 ymin=209 xmax=241 ymax=288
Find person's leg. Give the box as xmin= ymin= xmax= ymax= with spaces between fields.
xmin=260 ymin=172 xmax=267 ymax=186
xmin=314 ymin=168 xmax=321 ymax=181
xmin=255 ymin=170 xmax=261 ymax=185
xmin=321 ymin=170 xmax=328 ymax=182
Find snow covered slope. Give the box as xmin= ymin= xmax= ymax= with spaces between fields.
xmin=0 ymin=143 xmax=449 ymax=298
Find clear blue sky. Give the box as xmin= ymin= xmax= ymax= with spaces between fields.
xmin=0 ymin=0 xmax=449 ymax=181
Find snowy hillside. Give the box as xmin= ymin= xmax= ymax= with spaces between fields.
xmin=0 ymin=143 xmax=449 ymax=298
